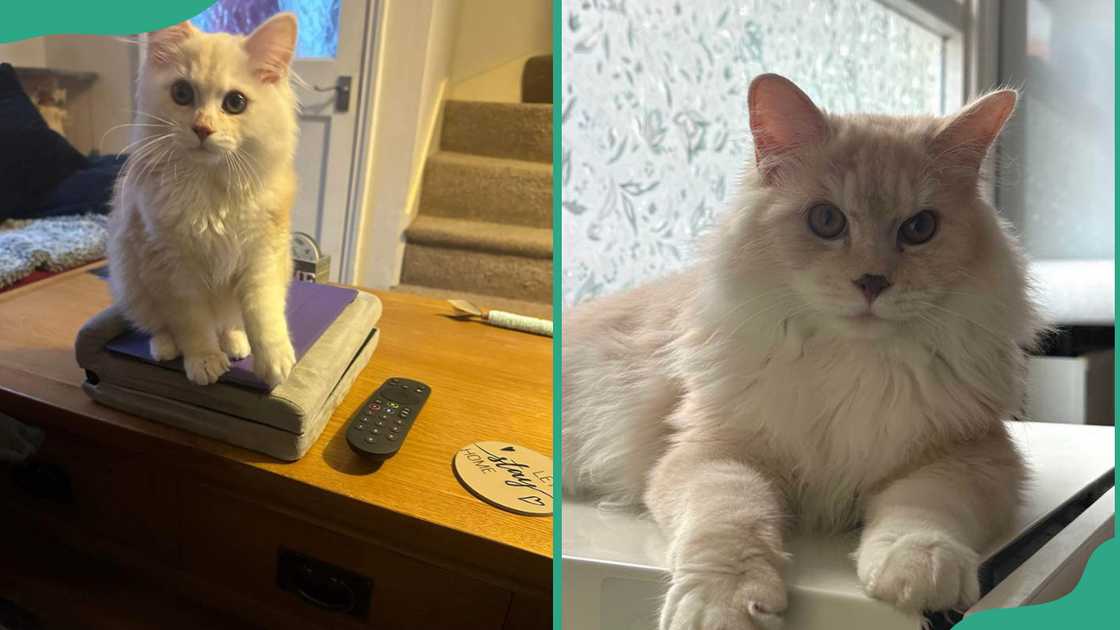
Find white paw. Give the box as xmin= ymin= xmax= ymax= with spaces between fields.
xmin=660 ymin=563 xmax=787 ymax=630
xmin=219 ymin=328 xmax=251 ymax=360
xmin=183 ymin=352 xmax=231 ymax=386
xmin=857 ymin=532 xmax=980 ymax=612
xmin=149 ymin=333 xmax=180 ymax=361
xmin=253 ymin=340 xmax=295 ymax=388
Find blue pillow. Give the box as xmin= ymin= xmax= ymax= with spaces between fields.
xmin=13 ymin=154 xmax=127 ymax=219
xmin=0 ymin=62 xmax=89 ymax=219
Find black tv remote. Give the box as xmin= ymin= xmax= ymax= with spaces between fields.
xmin=345 ymin=377 xmax=430 ymax=460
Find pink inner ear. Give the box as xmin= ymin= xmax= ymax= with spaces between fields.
xmin=931 ymin=90 xmax=1017 ymax=171
xmin=748 ymin=74 xmax=828 ymax=178
xmin=148 ymin=21 xmax=195 ymax=65
xmin=244 ymin=13 xmax=298 ymax=84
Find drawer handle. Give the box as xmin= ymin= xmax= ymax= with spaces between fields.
xmin=295 ymin=568 xmax=355 ymax=613
xmin=276 ymin=548 xmax=372 ymax=618
xmin=11 ymin=460 xmax=73 ymax=504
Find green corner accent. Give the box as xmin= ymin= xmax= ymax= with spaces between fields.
xmin=551 ymin=0 xmax=563 ymax=627
xmin=958 ymin=539 xmax=1118 ymax=629
xmin=0 ymin=0 xmax=214 ymax=43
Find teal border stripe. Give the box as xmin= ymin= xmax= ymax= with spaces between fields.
xmin=0 ymin=0 xmax=213 ymax=42
xmin=552 ymin=0 xmax=563 ymax=626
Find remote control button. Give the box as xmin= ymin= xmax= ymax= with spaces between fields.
xmin=375 ymin=419 xmax=385 ymax=427
xmin=402 ymin=407 xmax=411 ymax=413
xmin=388 ymin=401 xmax=400 ymax=409
xmin=379 ymin=413 xmax=390 ymax=420
xmin=354 ymin=423 xmax=367 ymax=432
xmin=363 ymin=436 xmax=375 ymax=444
xmin=387 ymin=433 xmax=398 ymax=441
xmin=372 ymin=428 xmax=380 ymax=435
xmin=416 ymin=387 xmax=423 ymax=393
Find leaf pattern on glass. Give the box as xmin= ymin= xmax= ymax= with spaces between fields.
xmin=562 ymin=0 xmax=944 ymax=306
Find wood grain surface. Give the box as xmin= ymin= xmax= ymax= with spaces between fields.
xmin=0 ymin=264 xmax=553 ymax=592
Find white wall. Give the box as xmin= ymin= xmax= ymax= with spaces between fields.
xmin=0 ymin=35 xmax=136 ymax=155
xmin=0 ymin=38 xmax=46 ymax=67
xmin=352 ymin=0 xmax=553 ymax=288
xmin=43 ymin=35 xmax=138 ymax=154
xmin=447 ymin=0 xmax=552 ymax=102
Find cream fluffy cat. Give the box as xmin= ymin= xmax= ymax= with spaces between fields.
xmin=562 ymin=74 xmax=1042 ymax=628
xmin=109 ymin=14 xmax=299 ymax=388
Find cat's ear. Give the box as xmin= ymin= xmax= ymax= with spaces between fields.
xmin=147 ymin=21 xmax=196 ymax=65
xmin=930 ymin=90 xmax=1017 ymax=174
xmin=244 ymin=12 xmax=298 ymax=84
xmin=748 ymin=73 xmax=828 ymax=182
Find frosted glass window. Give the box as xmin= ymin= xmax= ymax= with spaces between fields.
xmin=999 ymin=0 xmax=1114 ymax=261
xmin=191 ymin=0 xmax=340 ymax=59
xmin=562 ymin=0 xmax=945 ymax=306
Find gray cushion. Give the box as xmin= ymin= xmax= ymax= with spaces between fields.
xmin=75 ymin=292 xmax=382 ymax=460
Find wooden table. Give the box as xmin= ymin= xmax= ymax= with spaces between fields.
xmin=0 ymin=264 xmax=552 ymax=629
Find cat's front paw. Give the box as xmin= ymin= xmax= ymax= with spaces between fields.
xmin=149 ymin=332 xmax=180 ymax=361
xmin=660 ymin=566 xmax=787 ymax=630
xmin=857 ymin=531 xmax=980 ymax=612
xmin=183 ymin=352 xmax=230 ymax=385
xmin=219 ymin=328 xmax=251 ymax=360
xmin=253 ymin=339 xmax=295 ymax=387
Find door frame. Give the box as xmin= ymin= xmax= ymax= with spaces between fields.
xmin=337 ymin=0 xmax=384 ymax=284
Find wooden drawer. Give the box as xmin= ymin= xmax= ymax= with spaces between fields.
xmin=1 ymin=425 xmax=177 ymax=562
xmin=178 ymin=480 xmax=513 ymax=630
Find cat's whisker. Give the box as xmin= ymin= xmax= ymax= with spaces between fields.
xmin=913 ymin=301 xmax=1008 ymax=346
xmin=131 ymin=110 xmax=178 ymax=127
xmin=725 ymin=296 xmax=803 ymax=339
xmin=100 ymin=122 xmax=170 ymax=152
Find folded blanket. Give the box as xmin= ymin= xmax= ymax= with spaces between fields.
xmin=0 ymin=214 xmax=107 ymax=289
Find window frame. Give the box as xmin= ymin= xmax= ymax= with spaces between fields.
xmin=876 ymin=0 xmax=1001 ymax=200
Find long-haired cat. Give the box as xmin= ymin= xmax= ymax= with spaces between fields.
xmin=108 ymin=14 xmax=299 ymax=387
xmin=562 ymin=74 xmax=1042 ymax=628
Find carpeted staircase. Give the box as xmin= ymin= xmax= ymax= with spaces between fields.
xmin=396 ymin=56 xmax=552 ymax=320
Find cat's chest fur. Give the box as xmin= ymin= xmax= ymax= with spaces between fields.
xmin=135 ymin=174 xmax=275 ymax=287
xmin=705 ymin=324 xmax=978 ymax=531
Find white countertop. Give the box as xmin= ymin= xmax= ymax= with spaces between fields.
xmin=563 ymin=422 xmax=1115 ymax=629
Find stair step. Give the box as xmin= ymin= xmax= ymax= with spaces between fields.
xmin=400 ymin=243 xmax=552 ymax=303
xmin=393 ymin=284 xmax=552 ymax=320
xmin=420 ymin=151 xmax=551 ymax=228
xmin=441 ymin=101 xmax=552 ymax=163
xmin=405 ymin=216 xmax=552 ymax=259
xmin=521 ymin=55 xmax=553 ymax=104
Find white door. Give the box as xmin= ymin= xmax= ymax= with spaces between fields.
xmin=193 ymin=0 xmax=378 ymax=281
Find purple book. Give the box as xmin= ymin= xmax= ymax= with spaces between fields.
xmin=106 ymin=281 xmax=359 ymax=391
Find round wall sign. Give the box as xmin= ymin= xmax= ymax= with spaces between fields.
xmin=453 ymin=441 xmax=553 ymax=516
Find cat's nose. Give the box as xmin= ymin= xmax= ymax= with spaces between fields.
xmin=853 ymin=273 xmax=891 ymax=303
xmin=191 ymin=124 xmax=214 ymax=142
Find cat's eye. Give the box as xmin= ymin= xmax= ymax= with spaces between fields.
xmin=222 ymin=91 xmax=248 ymax=115
xmin=807 ymin=203 xmax=847 ymax=240
xmin=899 ymin=210 xmax=938 ymax=245
xmin=170 ymin=80 xmax=194 ymax=106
